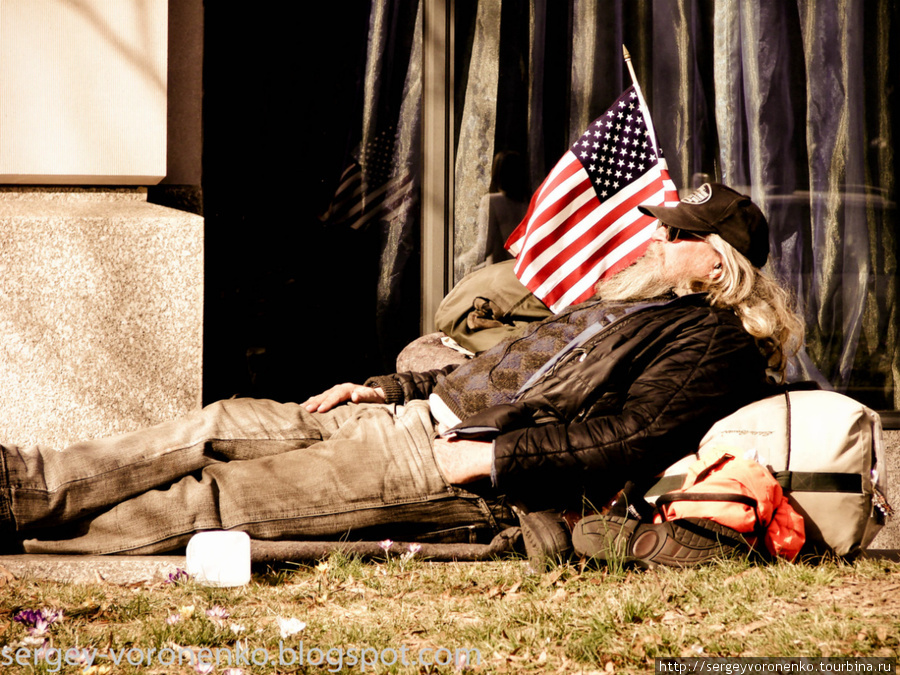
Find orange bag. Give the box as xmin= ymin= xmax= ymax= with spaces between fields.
xmin=654 ymin=449 xmax=806 ymax=561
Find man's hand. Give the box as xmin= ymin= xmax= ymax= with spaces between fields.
xmin=302 ymin=383 xmax=386 ymax=413
xmin=432 ymin=437 xmax=493 ymax=484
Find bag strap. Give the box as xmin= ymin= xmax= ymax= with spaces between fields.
xmin=775 ymin=390 xmax=865 ymax=496
xmin=772 ymin=471 xmax=863 ymax=493
xmin=653 ymin=470 xmax=863 ymax=499
xmin=655 ymin=491 xmax=767 ymax=540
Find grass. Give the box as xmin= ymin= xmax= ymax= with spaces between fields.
xmin=1 ymin=552 xmax=899 ymax=673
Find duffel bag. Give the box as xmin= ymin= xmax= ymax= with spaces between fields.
xmin=647 ymin=390 xmax=890 ymax=558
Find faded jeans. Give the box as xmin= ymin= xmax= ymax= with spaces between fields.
xmin=0 ymin=399 xmax=510 ymax=554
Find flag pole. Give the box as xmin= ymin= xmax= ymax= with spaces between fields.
xmin=623 ymin=45 xmax=660 ymax=157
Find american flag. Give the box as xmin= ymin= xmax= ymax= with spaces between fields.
xmin=319 ymin=127 xmax=415 ymax=230
xmin=505 ymin=87 xmax=679 ymax=312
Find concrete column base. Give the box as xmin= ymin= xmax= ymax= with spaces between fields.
xmin=0 ymin=187 xmax=203 ymax=449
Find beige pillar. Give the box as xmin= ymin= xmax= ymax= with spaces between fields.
xmin=0 ymin=2 xmax=204 ymax=448
xmin=0 ymin=0 xmax=167 ymax=184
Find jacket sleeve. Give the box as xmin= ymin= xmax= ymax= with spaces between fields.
xmin=491 ymin=313 xmax=768 ymax=493
xmin=364 ymin=365 xmax=459 ymax=404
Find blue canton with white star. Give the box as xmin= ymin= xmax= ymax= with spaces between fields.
xmin=571 ymin=88 xmax=663 ymax=204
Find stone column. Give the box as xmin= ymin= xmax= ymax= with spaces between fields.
xmin=0 ymin=188 xmax=203 ymax=449
xmin=0 ymin=1 xmax=203 ymax=448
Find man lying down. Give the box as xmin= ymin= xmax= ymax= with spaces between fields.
xmin=0 ymin=183 xmax=802 ymax=565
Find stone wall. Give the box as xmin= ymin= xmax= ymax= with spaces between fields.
xmin=871 ymin=428 xmax=899 ymax=550
xmin=0 ymin=188 xmax=203 ymax=449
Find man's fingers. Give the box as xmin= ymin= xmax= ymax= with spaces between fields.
xmin=303 ymin=384 xmax=386 ymax=413
xmin=303 ymin=383 xmax=356 ymax=412
xmin=349 ymin=386 xmax=386 ymax=404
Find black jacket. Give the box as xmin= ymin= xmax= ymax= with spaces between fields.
xmin=377 ymin=294 xmax=772 ymax=509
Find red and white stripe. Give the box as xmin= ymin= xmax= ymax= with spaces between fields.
xmin=507 ymin=153 xmax=677 ymax=312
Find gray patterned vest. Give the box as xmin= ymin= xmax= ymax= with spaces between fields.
xmin=432 ymin=298 xmax=666 ymax=421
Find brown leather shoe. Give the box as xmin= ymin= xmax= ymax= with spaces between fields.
xmin=573 ymin=514 xmax=750 ymax=568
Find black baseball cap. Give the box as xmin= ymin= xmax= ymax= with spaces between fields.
xmin=638 ymin=183 xmax=770 ymax=268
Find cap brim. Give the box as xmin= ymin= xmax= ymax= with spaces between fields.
xmin=638 ymin=204 xmax=716 ymax=234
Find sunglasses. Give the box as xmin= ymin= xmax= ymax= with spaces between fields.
xmin=665 ymin=226 xmax=706 ymax=242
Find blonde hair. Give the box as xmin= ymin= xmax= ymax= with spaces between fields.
xmin=702 ymin=234 xmax=805 ymax=382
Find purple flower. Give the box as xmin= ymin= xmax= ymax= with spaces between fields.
xmin=165 ymin=568 xmax=190 ymax=584
xmin=400 ymin=541 xmax=423 ymax=566
xmin=13 ymin=608 xmax=63 ymax=634
xmin=29 ymin=617 xmax=52 ymax=637
xmin=13 ymin=609 xmax=43 ymax=626
xmin=206 ymin=606 xmax=230 ymax=627
xmin=379 ymin=539 xmax=393 ymax=553
xmin=43 ymin=609 xmax=64 ymax=623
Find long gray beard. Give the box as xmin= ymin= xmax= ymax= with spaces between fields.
xmin=595 ymin=244 xmax=676 ymax=302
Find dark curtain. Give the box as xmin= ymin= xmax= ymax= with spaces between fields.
xmin=362 ymin=2 xmax=424 ymax=367
xmin=710 ymin=0 xmax=897 ymax=410
xmin=203 ymin=4 xmax=379 ymax=402
xmin=311 ymin=0 xmax=896 ymax=408
xmin=315 ymin=1 xmax=424 ymax=372
xmin=448 ymin=0 xmax=897 ymax=409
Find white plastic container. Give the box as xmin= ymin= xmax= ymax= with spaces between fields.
xmin=185 ymin=531 xmax=251 ymax=587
